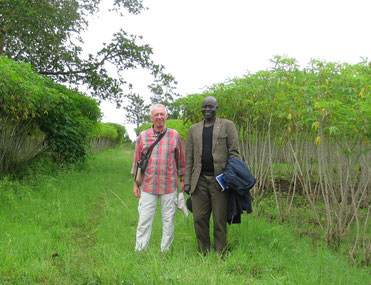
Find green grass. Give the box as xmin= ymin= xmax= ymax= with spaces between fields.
xmin=0 ymin=148 xmax=369 ymax=284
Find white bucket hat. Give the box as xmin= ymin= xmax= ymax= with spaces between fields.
xmin=177 ymin=192 xmax=189 ymax=217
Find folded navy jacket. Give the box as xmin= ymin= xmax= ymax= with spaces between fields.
xmin=223 ymin=157 xmax=256 ymax=224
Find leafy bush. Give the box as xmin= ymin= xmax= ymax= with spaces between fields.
xmin=91 ymin=122 xmax=131 ymax=151
xmin=105 ymin=123 xmax=131 ymax=145
xmin=0 ymin=56 xmax=101 ymax=171
xmin=37 ymin=85 xmax=101 ymax=164
xmin=136 ymin=119 xmax=191 ymax=141
xmin=93 ymin=122 xmax=119 ymax=140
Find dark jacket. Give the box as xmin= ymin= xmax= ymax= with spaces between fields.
xmin=223 ymin=157 xmax=256 ymax=224
xmin=184 ymin=118 xmax=240 ymax=193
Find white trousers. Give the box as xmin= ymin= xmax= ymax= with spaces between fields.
xmin=135 ymin=191 xmax=177 ymax=252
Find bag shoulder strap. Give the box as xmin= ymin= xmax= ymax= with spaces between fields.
xmin=145 ymin=128 xmax=167 ymax=159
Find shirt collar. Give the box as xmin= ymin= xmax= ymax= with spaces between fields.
xmin=151 ymin=125 xmax=167 ymax=135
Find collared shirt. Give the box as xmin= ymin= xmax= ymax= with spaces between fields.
xmin=131 ymin=127 xmax=185 ymax=194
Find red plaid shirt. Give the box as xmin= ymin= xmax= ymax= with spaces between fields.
xmin=131 ymin=127 xmax=185 ymax=194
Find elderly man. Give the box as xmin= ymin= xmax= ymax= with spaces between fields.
xmin=131 ymin=104 xmax=185 ymax=252
xmin=184 ymin=96 xmax=240 ymax=255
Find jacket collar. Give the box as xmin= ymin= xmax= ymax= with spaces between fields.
xmin=196 ymin=118 xmax=222 ymax=150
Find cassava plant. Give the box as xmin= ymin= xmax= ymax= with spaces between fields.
xmin=180 ymin=55 xmax=371 ymax=264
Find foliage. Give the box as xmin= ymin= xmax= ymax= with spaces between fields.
xmin=93 ymin=122 xmax=119 ymax=140
xmin=0 ymin=56 xmax=101 ymax=170
xmin=136 ymin=119 xmax=191 ymax=141
xmin=123 ymin=92 xmax=150 ymax=132
xmin=150 ymin=76 xmax=181 ymax=119
xmin=91 ymin=122 xmax=131 ymax=151
xmin=105 ymin=122 xmax=131 ymax=144
xmin=0 ymin=0 xmax=176 ymax=103
xmin=37 ymin=84 xmax=101 ymax=164
xmin=181 ymin=56 xmax=371 ymax=140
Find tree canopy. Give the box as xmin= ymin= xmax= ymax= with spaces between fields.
xmin=123 ymin=92 xmax=150 ymax=133
xmin=0 ymin=0 xmax=176 ymax=103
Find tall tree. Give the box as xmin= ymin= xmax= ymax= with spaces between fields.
xmin=149 ymin=76 xmax=180 ymax=119
xmin=0 ymin=0 xmax=176 ymax=103
xmin=123 ymin=93 xmax=150 ymax=133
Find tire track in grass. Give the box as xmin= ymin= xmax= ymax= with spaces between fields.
xmin=51 ymin=149 xmax=133 ymax=283
xmin=55 ymin=191 xmax=108 ymax=283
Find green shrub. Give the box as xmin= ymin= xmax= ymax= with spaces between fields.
xmin=0 ymin=56 xmax=101 ymax=170
xmin=105 ymin=122 xmax=131 ymax=145
xmin=136 ymin=119 xmax=191 ymax=141
xmin=93 ymin=122 xmax=118 ymax=140
xmin=91 ymin=122 xmax=131 ymax=152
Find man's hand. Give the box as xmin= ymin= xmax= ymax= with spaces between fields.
xmin=184 ymin=184 xmax=191 ymax=195
xmin=133 ymin=182 xmax=141 ymax=198
xmin=179 ymin=181 xmax=185 ymax=193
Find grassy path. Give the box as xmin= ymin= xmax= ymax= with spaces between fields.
xmin=0 ymin=148 xmax=369 ymax=284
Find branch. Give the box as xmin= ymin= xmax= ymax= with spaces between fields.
xmin=38 ymin=65 xmax=99 ymax=76
xmin=0 ymin=21 xmax=15 ymax=54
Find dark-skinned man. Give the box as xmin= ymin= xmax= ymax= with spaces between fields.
xmin=184 ymin=96 xmax=240 ymax=255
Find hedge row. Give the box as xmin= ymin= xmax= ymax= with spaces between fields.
xmin=0 ymin=56 xmax=127 ymax=172
xmin=136 ymin=119 xmax=191 ymax=141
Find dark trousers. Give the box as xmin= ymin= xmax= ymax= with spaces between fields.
xmin=192 ymin=175 xmax=228 ymax=254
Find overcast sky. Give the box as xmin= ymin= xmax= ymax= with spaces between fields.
xmin=83 ymin=0 xmax=371 ymax=139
